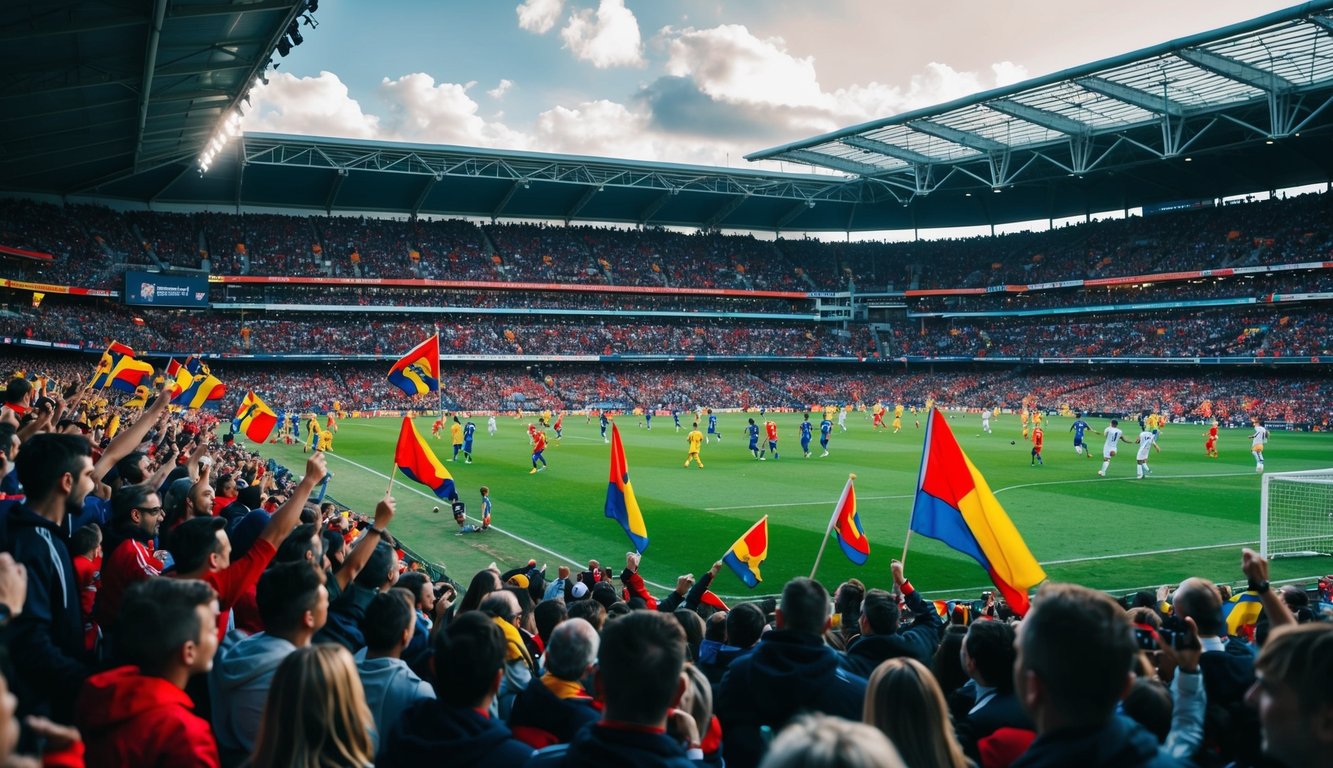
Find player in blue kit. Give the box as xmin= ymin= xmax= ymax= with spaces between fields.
xmin=1069 ymin=414 xmax=1095 ymax=460
xmin=461 ymin=419 xmax=476 ymax=464
xmin=819 ymin=416 xmax=833 ymax=457
xmin=800 ymin=413 xmax=813 ymax=458
xmin=672 ymin=409 xmax=682 ymax=432
xmin=746 ymin=418 xmax=762 ymax=460
xmin=600 ymin=411 xmax=610 ymax=443
xmin=644 ymin=409 xmax=653 ymax=430
xmin=707 ymin=409 xmax=722 ymax=443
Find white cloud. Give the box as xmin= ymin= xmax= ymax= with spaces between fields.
xmin=516 ymin=0 xmax=563 ymax=34
xmin=377 ymin=73 xmax=530 ymax=147
xmin=560 ymin=0 xmax=643 ymax=68
xmin=244 ymin=71 xmax=380 ymax=139
xmin=487 ymin=78 xmax=515 ymax=99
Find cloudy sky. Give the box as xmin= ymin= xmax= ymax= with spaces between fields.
xmin=246 ymin=0 xmax=1299 ymax=172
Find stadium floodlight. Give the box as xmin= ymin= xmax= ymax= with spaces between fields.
xmin=277 ymin=37 xmax=292 ymax=57
xmin=287 ymin=21 xmax=303 ymax=46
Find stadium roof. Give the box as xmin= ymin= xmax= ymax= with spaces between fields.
xmin=2 ymin=2 xmax=1332 ymax=233
xmin=0 ymin=0 xmax=306 ymax=194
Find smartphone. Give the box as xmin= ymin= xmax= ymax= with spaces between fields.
xmin=1133 ymin=626 xmax=1159 ymax=651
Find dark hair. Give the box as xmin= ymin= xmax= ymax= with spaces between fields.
xmin=257 ymin=561 xmax=327 ymax=634
xmin=726 ymin=603 xmax=766 ymax=649
xmin=1256 ymin=624 xmax=1333 ymax=710
xmin=599 ymin=611 xmax=687 ymax=724
xmin=114 ymin=451 xmax=148 ymax=485
xmin=673 ymin=609 xmax=705 ymax=661
xmin=860 ymin=589 xmax=901 ymax=636
xmin=1122 ymin=677 xmax=1172 ymax=742
xmin=932 ymin=625 xmax=970 ymax=698
xmin=433 ymin=611 xmax=506 ymax=708
xmin=276 ymin=523 xmax=322 ymax=563
xmin=354 ymin=541 xmax=398 ymax=589
xmin=779 ymin=577 xmax=830 ymax=636
xmin=567 ymin=599 xmax=606 ymax=633
xmin=4 ymin=378 xmax=31 ymax=404
xmin=964 ymin=620 xmax=1017 ymax=692
xmin=363 ymin=588 xmax=415 ymax=653
xmin=166 ymin=516 xmax=227 ymax=575
xmin=397 ymin=572 xmax=429 ymax=607
xmin=116 ymin=578 xmax=217 ymax=676
xmin=70 ymin=523 xmax=102 ymax=557
xmin=111 ymin=483 xmax=159 ymax=526
xmin=0 ymin=423 xmax=17 ymax=458
xmin=704 ymin=611 xmax=727 ymax=643
xmin=1019 ymin=583 xmax=1138 ymax=725
xmin=15 ymin=432 xmax=91 ymax=504
xmin=836 ymin=579 xmax=866 ymax=633
xmin=535 ymin=599 xmax=568 ymax=648
xmin=321 ymin=530 xmax=347 ymax=569
xmin=455 ymin=569 xmax=501 ymax=615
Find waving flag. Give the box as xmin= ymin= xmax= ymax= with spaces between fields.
xmin=234 ymin=391 xmax=278 ymax=443
xmin=723 ymin=516 xmax=769 ymax=589
xmin=92 ymin=342 xmax=154 ymax=392
xmin=831 ymin=475 xmax=869 ymax=565
xmin=1223 ymin=591 xmax=1265 ymax=635
xmin=394 ymin=417 xmax=456 ymax=500
xmin=388 ymin=335 xmax=440 ymax=397
xmin=604 ymin=423 xmax=648 ymax=552
xmin=910 ymin=409 xmax=1046 ymax=616
xmin=170 ymin=357 xmax=226 ymax=409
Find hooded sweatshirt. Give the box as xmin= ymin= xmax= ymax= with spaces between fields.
xmin=355 ymin=655 xmax=435 ymax=749
xmin=715 ymin=629 xmax=868 ymax=768
xmin=1011 ymin=715 xmax=1186 ymax=768
xmin=209 ymin=632 xmax=296 ymax=755
xmin=76 ymin=665 xmax=220 ymax=768
xmin=559 ymin=722 xmax=697 ymax=768
xmin=377 ymin=699 xmax=534 ymax=768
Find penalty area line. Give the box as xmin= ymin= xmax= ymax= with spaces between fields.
xmin=322 ymin=451 xmax=674 ymax=591
xmin=705 ymin=494 xmax=915 ymax=512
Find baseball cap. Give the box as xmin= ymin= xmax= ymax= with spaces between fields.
xmin=571 ymin=581 xmax=589 ymax=599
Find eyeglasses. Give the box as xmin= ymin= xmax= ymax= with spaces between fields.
xmin=138 ymin=506 xmax=165 ymax=516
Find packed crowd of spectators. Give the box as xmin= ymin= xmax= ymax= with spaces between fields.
xmin=1 ymin=369 xmax=1328 ymax=767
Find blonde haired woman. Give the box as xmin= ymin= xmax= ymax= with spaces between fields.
xmin=249 ymin=645 xmax=375 ymax=768
xmin=864 ymin=657 xmax=973 ymax=768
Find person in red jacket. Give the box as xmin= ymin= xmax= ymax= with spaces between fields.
xmin=76 ymin=577 xmax=222 ymax=768
xmin=96 ymin=483 xmax=166 ymax=631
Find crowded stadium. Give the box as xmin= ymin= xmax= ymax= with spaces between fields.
xmin=2 ymin=1 xmax=1333 ymax=767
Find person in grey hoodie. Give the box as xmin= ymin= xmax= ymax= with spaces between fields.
xmin=210 ymin=560 xmax=328 ymax=763
xmin=356 ymin=587 xmax=434 ymax=749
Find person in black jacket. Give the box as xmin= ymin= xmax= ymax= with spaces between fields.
xmin=715 ymin=577 xmax=868 ymax=768
xmin=840 ymin=561 xmax=944 ymax=678
xmin=954 ymin=619 xmax=1032 ymax=761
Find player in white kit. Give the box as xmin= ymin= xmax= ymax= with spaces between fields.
xmin=1098 ymin=419 xmax=1131 ymax=477
xmin=981 ymin=411 xmax=991 ymax=434
xmin=837 ymin=407 xmax=848 ymax=432
xmin=487 ymin=414 xmax=498 ymax=435
xmin=1134 ymin=429 xmax=1161 ymax=479
xmin=1250 ymin=418 xmax=1269 ymax=472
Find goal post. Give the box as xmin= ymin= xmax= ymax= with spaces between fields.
xmin=1261 ymin=469 xmax=1333 ymax=559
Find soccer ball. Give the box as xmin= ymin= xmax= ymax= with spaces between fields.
xmin=1009 ymin=440 xmax=1016 ymax=445
xmin=432 ymin=506 xmax=440 ymax=514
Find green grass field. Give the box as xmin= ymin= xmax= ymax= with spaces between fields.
xmin=255 ymin=413 xmax=1333 ymax=601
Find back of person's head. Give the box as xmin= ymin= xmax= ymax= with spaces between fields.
xmin=1172 ymin=578 xmax=1224 ymax=636
xmin=321 ymin=529 xmax=347 ymax=569
xmin=479 ymin=589 xmax=520 ymax=622
xmin=116 ymin=578 xmax=218 ymax=677
xmin=778 ymin=577 xmax=830 ymax=636
xmin=362 ymin=588 xmax=415 ymax=654
xmin=544 ymin=617 xmax=599 ymax=681
xmin=1125 ymin=606 xmax=1161 ymax=629
xmin=70 ymin=523 xmax=102 ymax=559
xmin=534 ymin=599 xmax=568 ymax=648
xmin=673 ymin=609 xmax=705 ymax=660
xmin=275 ymin=523 xmax=321 ymax=564
xmin=704 ymin=611 xmax=727 ymax=643
xmin=598 ymin=610 xmax=687 ymax=726
xmin=835 ymin=579 xmax=866 ymax=631
xmin=1122 ymin=677 xmax=1172 ymax=743
xmin=249 ymin=645 xmax=374 ymax=768
xmin=456 ymin=569 xmax=501 ymax=614
xmin=932 ymin=625 xmax=970 ymax=698
xmin=1018 ymin=583 xmax=1137 ymax=728
xmin=257 ymin=561 xmax=327 ymax=635
xmin=1255 ymin=623 xmax=1333 ymax=712
xmin=433 ymin=611 xmax=506 ymax=708
xmin=567 ymin=598 xmax=606 ymax=632
xmin=15 ymin=432 xmax=91 ymax=504
xmin=859 ymin=589 xmax=900 ymax=636
xmin=726 ymin=603 xmax=766 ymax=649
xmin=681 ymin=663 xmax=713 ymax=747
xmin=113 ymin=451 xmax=148 ymax=486
xmin=964 ymin=620 xmax=1017 ymax=691
xmin=354 ymin=541 xmax=398 ymax=590
xmin=166 ymin=516 xmax=227 ymax=575
xmin=762 ymin=713 xmax=905 ymax=768
xmin=864 ymin=657 xmax=968 ymax=768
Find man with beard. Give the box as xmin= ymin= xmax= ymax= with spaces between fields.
xmin=96 ymin=483 xmax=168 ymax=630
xmin=5 ymin=433 xmax=97 ymax=721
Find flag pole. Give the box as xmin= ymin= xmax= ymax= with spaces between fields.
xmin=385 ymin=464 xmax=397 ymax=496
xmin=810 ymin=473 xmax=854 ymax=580
xmin=900 ymin=529 xmax=913 ymax=568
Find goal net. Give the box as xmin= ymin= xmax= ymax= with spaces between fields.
xmin=1261 ymin=469 xmax=1333 ymax=559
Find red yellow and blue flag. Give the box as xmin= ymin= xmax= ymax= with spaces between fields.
xmin=604 ymin=423 xmax=648 ymax=553
xmin=910 ymin=409 xmax=1046 ymax=616
xmin=1223 ymin=590 xmax=1265 ymax=635
xmin=92 ymin=341 xmax=154 ymax=392
xmin=388 ymin=335 xmax=440 ymax=397
xmin=831 ymin=475 xmax=869 ymax=565
xmin=234 ymin=391 xmax=278 ymax=443
xmin=394 ymin=417 xmax=456 ymax=500
xmin=723 ymin=515 xmax=769 ymax=589
xmin=170 ymin=356 xmax=226 ymax=409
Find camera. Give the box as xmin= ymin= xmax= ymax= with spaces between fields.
xmin=1132 ymin=625 xmax=1159 ymax=651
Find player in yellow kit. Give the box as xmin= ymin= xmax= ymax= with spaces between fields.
xmin=684 ymin=423 xmax=705 ymax=468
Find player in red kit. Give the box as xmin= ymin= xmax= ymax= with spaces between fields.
xmin=1030 ymin=425 xmax=1045 ymax=466
xmin=1204 ymin=421 xmax=1219 ymax=458
xmin=529 ymin=429 xmax=548 ymax=473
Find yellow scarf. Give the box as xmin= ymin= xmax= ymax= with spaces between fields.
xmin=540 ymin=672 xmax=589 ymax=701
xmin=492 ymin=616 xmax=537 ymax=675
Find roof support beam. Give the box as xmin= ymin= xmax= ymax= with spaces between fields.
xmin=638 ymin=190 xmax=673 ymax=225
xmin=491 ymin=180 xmax=524 ymax=220
xmin=134 ymin=0 xmax=169 ymax=169
xmin=908 ymin=120 xmax=1009 ymax=152
xmin=0 ymin=13 xmax=148 ymax=41
xmin=1075 ymin=76 xmax=1185 ymax=118
xmin=169 ymin=0 xmax=299 ymax=18
xmin=1175 ymin=48 xmax=1295 ymax=93
xmin=703 ymin=194 xmax=748 ymax=231
xmin=839 ymin=136 xmax=936 ymax=164
xmin=774 ymin=200 xmax=812 ymax=231
xmin=782 ymin=149 xmax=886 ymax=176
xmin=324 ymin=168 xmax=347 ymax=213
xmin=1312 ymin=15 xmax=1333 ymax=34
xmin=564 ymin=186 xmax=599 ymax=224
xmin=985 ymin=100 xmax=1089 ymax=136
xmin=410 ymin=174 xmax=440 ymax=215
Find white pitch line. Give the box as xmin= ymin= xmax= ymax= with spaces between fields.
xmin=705 ymin=494 xmax=915 ymax=512
xmin=990 ymin=470 xmax=1256 ymax=494
xmin=322 ymin=451 xmax=675 ymax=591
xmin=1040 ymin=539 xmax=1258 ymax=565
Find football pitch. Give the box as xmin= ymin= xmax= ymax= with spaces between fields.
xmin=254 ymin=413 xmax=1333 ymax=601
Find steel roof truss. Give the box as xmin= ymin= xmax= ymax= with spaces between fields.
xmin=907 ymin=119 xmax=1009 ymax=152
xmin=839 ymin=135 xmax=936 ymax=164
xmin=324 ymin=167 xmax=347 ymax=213
xmin=782 ymin=149 xmax=886 ymax=176
xmin=703 ymin=193 xmax=748 ymax=231
xmin=638 ymin=189 xmax=674 ymax=225
xmin=985 ymin=100 xmax=1090 ymax=136
xmin=1175 ymin=48 xmax=1296 ymax=94
xmin=1075 ymin=76 xmax=1186 ymax=117
xmin=564 ymin=186 xmax=599 ymax=223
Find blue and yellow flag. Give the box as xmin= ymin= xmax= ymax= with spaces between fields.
xmin=234 ymin=391 xmax=278 ymax=443
xmin=910 ymin=409 xmax=1046 ymax=616
xmin=92 ymin=342 xmax=154 ymax=393
xmin=170 ymin=357 xmax=226 ymax=409
xmin=1223 ymin=590 xmax=1265 ymax=635
xmin=604 ymin=423 xmax=648 ymax=552
xmin=388 ymin=335 xmax=440 ymax=397
xmin=723 ymin=516 xmax=769 ymax=589
xmin=394 ymin=417 xmax=456 ymax=500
